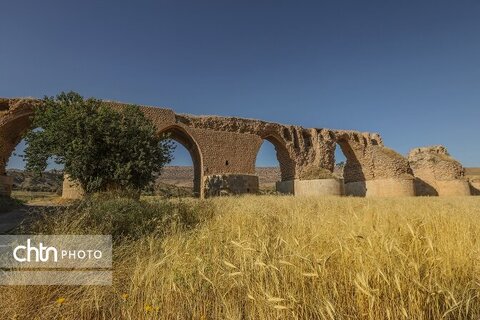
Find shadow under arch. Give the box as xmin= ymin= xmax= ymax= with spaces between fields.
xmin=159 ymin=125 xmax=204 ymax=198
xmin=336 ymin=138 xmax=367 ymax=196
xmin=257 ymin=133 xmax=295 ymax=181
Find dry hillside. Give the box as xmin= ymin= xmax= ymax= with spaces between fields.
xmin=6 ymin=169 xmax=63 ymax=193
xmin=465 ymin=167 xmax=480 ymax=178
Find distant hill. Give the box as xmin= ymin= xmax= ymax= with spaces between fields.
xmin=465 ymin=167 xmax=480 ymax=177
xmin=7 ymin=169 xmax=63 ymax=193
xmin=465 ymin=168 xmax=480 ymax=182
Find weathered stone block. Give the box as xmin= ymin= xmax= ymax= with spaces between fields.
xmin=435 ymin=180 xmax=471 ymax=196
xmin=0 ymin=175 xmax=13 ymax=197
xmin=275 ymin=180 xmax=294 ymax=194
xmin=203 ymin=174 xmax=258 ymax=197
xmin=345 ymin=178 xmax=415 ymax=197
xmin=276 ymin=179 xmax=344 ymax=196
xmin=470 ymin=179 xmax=480 ymax=196
xmin=62 ymin=175 xmax=84 ymax=200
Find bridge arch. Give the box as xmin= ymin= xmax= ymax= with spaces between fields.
xmin=0 ymin=108 xmax=35 ymax=175
xmin=334 ymin=138 xmax=366 ymax=185
xmin=0 ymin=103 xmax=36 ymax=196
xmin=158 ymin=125 xmax=204 ymax=198
xmin=256 ymin=133 xmax=295 ymax=181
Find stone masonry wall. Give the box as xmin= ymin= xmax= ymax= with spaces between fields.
xmin=0 ymin=97 xmax=434 ymax=198
xmin=408 ymin=146 xmax=470 ymax=196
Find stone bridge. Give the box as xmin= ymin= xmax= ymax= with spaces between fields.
xmin=0 ymin=97 xmax=472 ymax=198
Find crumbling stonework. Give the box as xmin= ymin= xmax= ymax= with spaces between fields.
xmin=0 ymin=98 xmax=39 ymax=176
xmin=0 ymin=97 xmax=469 ymax=198
xmin=203 ymin=174 xmax=258 ymax=197
xmin=408 ymin=146 xmax=471 ymax=196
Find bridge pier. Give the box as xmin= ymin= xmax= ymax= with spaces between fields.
xmin=203 ymin=174 xmax=258 ymax=197
xmin=0 ymin=175 xmax=14 ymax=197
xmin=276 ymin=179 xmax=344 ymax=196
xmin=62 ymin=174 xmax=261 ymax=199
xmin=408 ymin=146 xmax=471 ymax=197
xmin=344 ymin=178 xmax=415 ymax=197
xmin=62 ymin=175 xmax=84 ymax=199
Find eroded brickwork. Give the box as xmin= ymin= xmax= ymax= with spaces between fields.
xmin=2 ymin=97 xmax=467 ymax=198
xmin=408 ymin=146 xmax=470 ymax=196
xmin=0 ymin=98 xmax=39 ymax=176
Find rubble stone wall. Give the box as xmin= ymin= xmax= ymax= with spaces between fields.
xmin=408 ymin=146 xmax=471 ymax=196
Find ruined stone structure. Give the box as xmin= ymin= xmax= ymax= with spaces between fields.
xmin=469 ymin=178 xmax=480 ymax=196
xmin=62 ymin=174 xmax=85 ymax=200
xmin=0 ymin=97 xmax=474 ymax=198
xmin=408 ymin=146 xmax=471 ymax=196
xmin=466 ymin=168 xmax=480 ymax=196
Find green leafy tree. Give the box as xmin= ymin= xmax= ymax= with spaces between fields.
xmin=24 ymin=91 xmax=174 ymax=194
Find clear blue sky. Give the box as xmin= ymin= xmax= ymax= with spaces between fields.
xmin=2 ymin=0 xmax=479 ymax=168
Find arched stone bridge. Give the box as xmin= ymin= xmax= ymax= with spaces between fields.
xmin=0 ymin=98 xmax=472 ymax=198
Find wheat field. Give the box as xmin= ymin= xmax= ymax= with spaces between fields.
xmin=1 ymin=195 xmax=480 ymax=319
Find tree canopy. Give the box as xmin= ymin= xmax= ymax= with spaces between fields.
xmin=24 ymin=92 xmax=173 ymax=194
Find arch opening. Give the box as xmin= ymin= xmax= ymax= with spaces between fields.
xmin=1 ymin=113 xmax=33 ymax=176
xmin=4 ymin=132 xmax=64 ymax=199
xmin=335 ymin=140 xmax=366 ymax=182
xmin=332 ymin=142 xmax=347 ymax=180
xmin=255 ymin=139 xmax=282 ymax=193
xmin=158 ymin=126 xmax=203 ymax=198
xmin=0 ymin=112 xmax=36 ymax=197
xmin=335 ymin=139 xmax=367 ymax=196
xmin=255 ymin=134 xmax=295 ymax=190
xmin=155 ymin=140 xmax=196 ymax=197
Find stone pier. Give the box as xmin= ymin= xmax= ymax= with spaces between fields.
xmin=0 ymin=175 xmax=13 ymax=197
